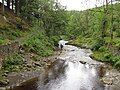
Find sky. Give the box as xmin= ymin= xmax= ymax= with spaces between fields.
xmin=58 ymin=0 xmax=117 ymax=11
xmin=58 ymin=0 xmax=104 ymax=11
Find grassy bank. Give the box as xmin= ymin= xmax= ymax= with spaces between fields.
xmin=70 ymin=35 xmax=120 ymax=69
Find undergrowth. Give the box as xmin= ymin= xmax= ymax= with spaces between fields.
xmin=71 ymin=35 xmax=120 ymax=69
xmin=22 ymin=29 xmax=55 ymax=57
xmin=2 ymin=53 xmax=24 ymax=72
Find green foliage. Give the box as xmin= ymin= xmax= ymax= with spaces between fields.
xmin=91 ymin=39 xmax=105 ymax=51
xmin=114 ymin=56 xmax=120 ymax=69
xmin=104 ymin=53 xmax=112 ymax=61
xmin=0 ymin=26 xmax=22 ymax=40
xmin=67 ymin=3 xmax=120 ymax=69
xmin=104 ymin=37 xmax=111 ymax=44
xmin=0 ymin=36 xmax=5 ymax=45
xmin=31 ymin=55 xmax=42 ymax=61
xmin=3 ymin=54 xmax=24 ymax=72
xmin=1 ymin=0 xmax=120 ymax=70
xmin=98 ymin=46 xmax=109 ymax=52
xmin=116 ymin=29 xmax=120 ymax=37
xmin=91 ymin=50 xmax=111 ymax=62
xmin=23 ymin=30 xmax=54 ymax=57
xmin=50 ymin=36 xmax=60 ymax=46
xmin=113 ymin=37 xmax=120 ymax=47
xmin=20 ymin=0 xmax=68 ymax=36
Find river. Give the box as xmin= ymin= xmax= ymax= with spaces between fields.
xmin=8 ymin=45 xmax=120 ymax=90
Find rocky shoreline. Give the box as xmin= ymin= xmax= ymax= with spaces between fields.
xmin=101 ymin=66 xmax=120 ymax=90
xmin=0 ymin=45 xmax=120 ymax=90
xmin=0 ymin=49 xmax=61 ymax=90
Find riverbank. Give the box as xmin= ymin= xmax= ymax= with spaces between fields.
xmin=0 ymin=4 xmax=62 ymax=88
xmin=0 ymin=10 xmax=61 ymax=87
xmin=58 ymin=45 xmax=120 ymax=90
xmin=0 ymin=32 xmax=59 ymax=87
xmin=1 ymin=44 xmax=120 ymax=90
xmin=68 ymin=41 xmax=120 ymax=89
xmin=0 ymin=49 xmax=61 ymax=89
xmin=5 ymin=45 xmax=120 ymax=90
xmin=69 ymin=37 xmax=120 ymax=70
xmin=102 ymin=67 xmax=120 ymax=90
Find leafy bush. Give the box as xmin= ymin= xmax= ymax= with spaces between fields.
xmin=116 ymin=29 xmax=120 ymax=37
xmin=50 ymin=36 xmax=60 ymax=46
xmin=98 ymin=46 xmax=109 ymax=52
xmin=103 ymin=53 xmax=113 ymax=62
xmin=113 ymin=38 xmax=120 ymax=47
xmin=32 ymin=55 xmax=42 ymax=61
xmin=0 ymin=27 xmax=22 ymax=40
xmin=91 ymin=39 xmax=105 ymax=51
xmin=3 ymin=54 xmax=24 ymax=72
xmin=111 ymin=56 xmax=120 ymax=69
xmin=0 ymin=36 xmax=5 ymax=45
xmin=115 ymin=60 xmax=120 ymax=69
xmin=23 ymin=31 xmax=54 ymax=57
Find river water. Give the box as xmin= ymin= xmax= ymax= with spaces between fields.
xmin=9 ymin=45 xmax=120 ymax=90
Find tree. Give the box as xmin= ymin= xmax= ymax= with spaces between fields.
xmin=12 ymin=0 xmax=14 ymax=10
xmin=101 ymin=0 xmax=109 ymax=39
xmin=110 ymin=0 xmax=114 ymax=40
xmin=2 ymin=0 xmax=5 ymax=15
xmin=7 ymin=0 xmax=10 ymax=9
xmin=18 ymin=0 xmax=67 ymax=36
xmin=15 ymin=0 xmax=19 ymax=15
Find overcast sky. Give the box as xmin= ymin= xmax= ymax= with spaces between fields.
xmin=58 ymin=0 xmax=117 ymax=11
xmin=58 ymin=0 xmax=103 ymax=11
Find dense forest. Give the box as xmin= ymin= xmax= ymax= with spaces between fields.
xmin=0 ymin=0 xmax=120 ymax=87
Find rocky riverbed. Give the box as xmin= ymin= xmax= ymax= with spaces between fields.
xmin=0 ymin=45 xmax=120 ymax=90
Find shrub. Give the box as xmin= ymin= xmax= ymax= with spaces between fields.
xmin=91 ymin=39 xmax=105 ymax=51
xmin=115 ymin=60 xmax=120 ymax=69
xmin=0 ymin=36 xmax=5 ymax=45
xmin=50 ymin=36 xmax=60 ymax=46
xmin=3 ymin=54 xmax=24 ymax=72
xmin=98 ymin=46 xmax=109 ymax=52
xmin=112 ymin=56 xmax=120 ymax=69
xmin=23 ymin=31 xmax=54 ymax=57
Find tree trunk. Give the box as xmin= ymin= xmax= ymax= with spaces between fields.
xmin=12 ymin=0 xmax=14 ymax=10
xmin=105 ymin=0 xmax=108 ymax=9
xmin=7 ymin=0 xmax=10 ymax=9
xmin=15 ymin=0 xmax=19 ymax=15
xmin=110 ymin=0 xmax=113 ymax=40
xmin=2 ymin=0 xmax=4 ymax=15
xmin=101 ymin=0 xmax=108 ymax=39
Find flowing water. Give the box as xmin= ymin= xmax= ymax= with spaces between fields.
xmin=9 ymin=45 xmax=120 ymax=90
